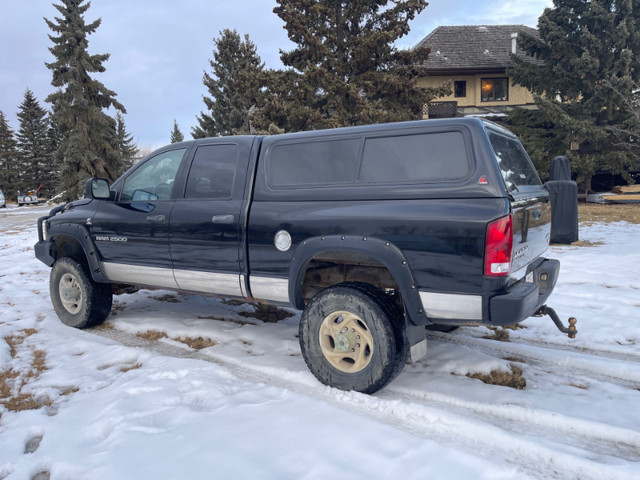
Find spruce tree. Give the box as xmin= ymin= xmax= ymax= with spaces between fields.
xmin=0 ymin=111 xmax=19 ymax=201
xmin=511 ymin=0 xmax=640 ymax=190
xmin=193 ymin=29 xmax=267 ymax=138
xmin=271 ymin=0 xmax=448 ymax=130
xmin=116 ymin=112 xmax=139 ymax=173
xmin=16 ymin=89 xmax=56 ymax=197
xmin=170 ymin=120 xmax=185 ymax=143
xmin=45 ymin=0 xmax=126 ymax=200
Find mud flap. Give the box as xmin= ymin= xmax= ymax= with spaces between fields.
xmin=407 ymin=324 xmax=427 ymax=363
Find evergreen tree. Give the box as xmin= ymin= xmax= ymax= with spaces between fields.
xmin=0 ymin=111 xmax=19 ymax=201
xmin=116 ymin=112 xmax=139 ymax=173
xmin=511 ymin=0 xmax=640 ymax=190
xmin=45 ymin=112 xmax=62 ymax=196
xmin=271 ymin=0 xmax=448 ymax=130
xmin=45 ymin=0 xmax=126 ymax=200
xmin=16 ymin=89 xmax=56 ymax=197
xmin=193 ymin=29 xmax=266 ymax=138
xmin=250 ymin=68 xmax=321 ymax=134
xmin=603 ymin=78 xmax=640 ymax=165
xmin=170 ymin=119 xmax=184 ymax=143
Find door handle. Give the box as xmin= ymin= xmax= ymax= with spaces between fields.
xmin=211 ymin=214 xmax=235 ymax=224
xmin=532 ymin=209 xmax=542 ymax=219
xmin=146 ymin=214 xmax=166 ymax=223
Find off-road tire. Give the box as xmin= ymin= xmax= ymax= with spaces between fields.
xmin=50 ymin=257 xmax=112 ymax=328
xmin=299 ymin=282 xmax=407 ymax=394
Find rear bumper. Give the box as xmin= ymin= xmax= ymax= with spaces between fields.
xmin=489 ymin=258 xmax=560 ymax=326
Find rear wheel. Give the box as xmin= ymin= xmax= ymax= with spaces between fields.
xmin=299 ymin=282 xmax=407 ymax=394
xmin=50 ymin=257 xmax=112 ymax=328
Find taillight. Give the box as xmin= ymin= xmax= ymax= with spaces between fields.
xmin=484 ymin=214 xmax=513 ymax=277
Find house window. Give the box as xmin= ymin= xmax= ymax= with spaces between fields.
xmin=454 ymin=81 xmax=466 ymax=98
xmin=481 ymin=78 xmax=509 ymax=102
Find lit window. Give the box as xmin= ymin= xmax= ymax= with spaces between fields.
xmin=481 ymin=78 xmax=509 ymax=102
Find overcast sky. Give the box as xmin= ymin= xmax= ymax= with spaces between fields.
xmin=1 ymin=0 xmax=553 ymax=149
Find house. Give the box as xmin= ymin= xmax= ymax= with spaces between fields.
xmin=416 ymin=25 xmax=543 ymax=118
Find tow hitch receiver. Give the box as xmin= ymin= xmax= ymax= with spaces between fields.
xmin=534 ymin=305 xmax=577 ymax=338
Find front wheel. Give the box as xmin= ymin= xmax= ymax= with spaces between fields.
xmin=299 ymin=282 xmax=407 ymax=394
xmin=50 ymin=257 xmax=112 ymax=328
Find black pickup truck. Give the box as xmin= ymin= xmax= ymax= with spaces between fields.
xmin=35 ymin=118 xmax=576 ymax=393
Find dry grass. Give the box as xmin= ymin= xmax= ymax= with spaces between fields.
xmin=239 ymin=303 xmax=295 ymax=323
xmin=503 ymin=356 xmax=526 ymax=363
xmin=152 ymin=294 xmax=181 ymax=303
xmin=1 ymin=330 xmax=53 ymax=413
xmin=120 ymin=363 xmax=142 ymax=373
xmin=59 ymin=386 xmax=80 ymax=396
xmin=569 ymin=382 xmax=589 ymax=390
xmin=136 ymin=330 xmax=168 ymax=341
xmin=482 ymin=327 xmax=511 ymax=342
xmin=175 ymin=336 xmax=216 ymax=350
xmin=569 ymin=239 xmax=605 ymax=247
xmin=222 ymin=299 xmax=246 ymax=307
xmin=135 ymin=330 xmax=215 ymax=350
xmin=196 ymin=315 xmax=253 ymax=326
xmin=467 ymin=365 xmax=526 ymax=390
xmin=579 ymin=203 xmax=640 ymax=225
xmin=91 ymin=322 xmax=114 ymax=331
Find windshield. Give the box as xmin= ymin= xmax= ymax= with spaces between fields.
xmin=488 ymin=131 xmax=542 ymax=192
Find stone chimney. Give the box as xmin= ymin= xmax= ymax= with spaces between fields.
xmin=511 ymin=33 xmax=518 ymax=54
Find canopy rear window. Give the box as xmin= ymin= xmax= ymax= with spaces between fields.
xmin=488 ymin=131 xmax=542 ymax=191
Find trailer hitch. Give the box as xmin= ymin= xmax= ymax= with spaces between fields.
xmin=534 ymin=305 xmax=577 ymax=338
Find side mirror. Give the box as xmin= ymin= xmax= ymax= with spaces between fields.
xmin=84 ymin=178 xmax=111 ymax=200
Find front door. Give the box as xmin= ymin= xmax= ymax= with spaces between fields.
xmin=91 ymin=147 xmax=188 ymax=288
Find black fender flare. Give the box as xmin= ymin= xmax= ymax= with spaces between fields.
xmin=288 ymin=235 xmax=428 ymax=326
xmin=43 ymin=223 xmax=110 ymax=283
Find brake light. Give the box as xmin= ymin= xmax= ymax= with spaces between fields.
xmin=484 ymin=215 xmax=513 ymax=277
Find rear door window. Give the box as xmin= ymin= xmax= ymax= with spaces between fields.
xmin=488 ymin=132 xmax=542 ymax=192
xmin=359 ymin=132 xmax=469 ymax=183
xmin=185 ymin=144 xmax=239 ymax=199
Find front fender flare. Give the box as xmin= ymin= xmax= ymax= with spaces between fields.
xmin=288 ymin=235 xmax=429 ymax=326
xmin=44 ymin=223 xmax=110 ymax=283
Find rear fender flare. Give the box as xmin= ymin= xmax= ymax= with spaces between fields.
xmin=288 ymin=235 xmax=428 ymax=326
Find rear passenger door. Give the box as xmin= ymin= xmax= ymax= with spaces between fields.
xmin=169 ymin=141 xmax=249 ymax=297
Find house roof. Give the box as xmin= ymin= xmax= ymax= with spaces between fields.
xmin=415 ymin=25 xmax=543 ymax=73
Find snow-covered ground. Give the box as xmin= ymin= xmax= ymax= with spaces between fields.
xmin=1 ymin=204 xmax=639 ymax=480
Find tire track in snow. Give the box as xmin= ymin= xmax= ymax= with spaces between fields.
xmin=428 ymin=331 xmax=640 ymax=389
xmin=454 ymin=330 xmax=640 ymax=364
xmin=383 ymin=385 xmax=640 ymax=462
xmin=88 ymin=326 xmax=639 ymax=480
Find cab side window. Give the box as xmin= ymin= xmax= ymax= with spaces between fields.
xmin=184 ymin=144 xmax=239 ymax=199
xmin=121 ymin=148 xmax=186 ymax=202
